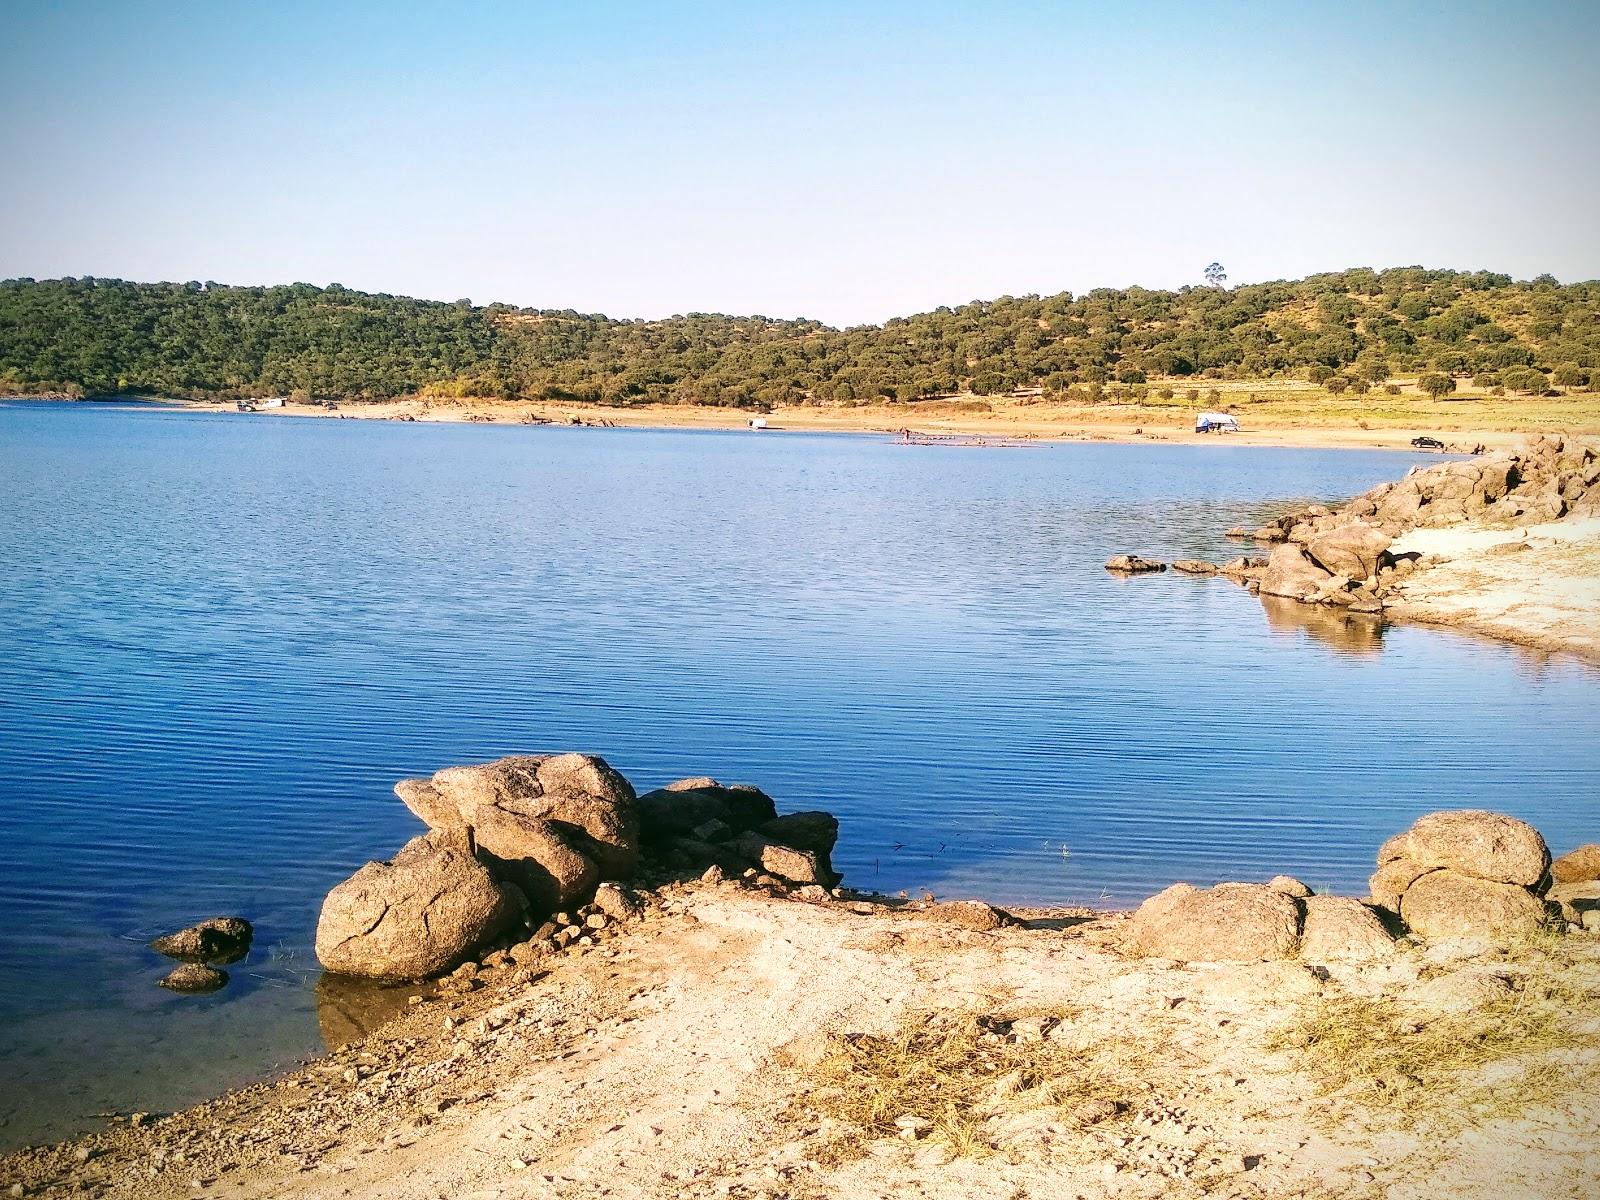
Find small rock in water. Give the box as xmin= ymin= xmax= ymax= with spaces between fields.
xmin=1105 ymin=554 xmax=1166 ymax=574
xmin=159 ymin=962 xmax=228 ymax=993
xmin=150 ymin=917 xmax=253 ymax=964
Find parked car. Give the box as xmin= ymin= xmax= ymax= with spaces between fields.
xmin=1411 ymin=435 xmax=1445 ymax=450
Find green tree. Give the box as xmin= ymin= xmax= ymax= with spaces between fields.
xmin=1417 ymin=372 xmax=1456 ymax=401
xmin=1203 ymin=262 xmax=1227 ymax=288
xmin=1551 ymin=363 xmax=1584 ymax=389
xmin=1325 ymin=376 xmax=1350 ymax=394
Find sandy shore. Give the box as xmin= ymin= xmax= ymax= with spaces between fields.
xmin=1386 ymin=518 xmax=1600 ymax=663
xmin=170 ymin=395 xmax=1599 ymax=453
xmin=3 ymin=882 xmax=1597 ymax=1200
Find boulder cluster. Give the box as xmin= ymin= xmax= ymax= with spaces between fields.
xmin=1111 ymin=435 xmax=1598 ymax=615
xmin=1125 ymin=809 xmax=1593 ymax=962
xmin=1243 ymin=434 xmax=1598 ymax=612
xmin=148 ymin=916 xmax=254 ymax=993
xmin=315 ymin=754 xmax=841 ymax=981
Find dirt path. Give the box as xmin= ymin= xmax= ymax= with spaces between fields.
xmin=6 ymin=883 xmax=1597 ymax=1200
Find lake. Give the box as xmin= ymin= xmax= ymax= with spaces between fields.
xmin=1 ymin=398 xmax=1596 ymax=1149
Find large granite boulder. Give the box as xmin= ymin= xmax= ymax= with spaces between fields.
xmin=1399 ymin=871 xmax=1548 ymax=941
xmin=1377 ymin=810 xmax=1550 ymax=887
xmin=1298 ymin=895 xmax=1395 ymax=961
xmin=758 ymin=811 xmax=839 ymax=858
xmin=1370 ymin=810 xmax=1552 ymax=941
xmin=1551 ymin=844 xmax=1600 ymax=884
xmin=1124 ymin=883 xmax=1301 ymax=962
xmin=395 ymin=753 xmax=639 ymax=911
xmin=1258 ymin=543 xmax=1334 ymax=601
xmin=316 ymin=833 xmax=519 ymax=980
xmin=1306 ymin=522 xmax=1390 ymax=581
xmin=635 ymin=778 xmax=778 ymax=840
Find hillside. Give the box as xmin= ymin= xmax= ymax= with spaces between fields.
xmin=2 ymin=268 xmax=1598 ymax=408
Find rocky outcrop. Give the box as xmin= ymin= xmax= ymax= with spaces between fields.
xmin=1170 ymin=559 xmax=1218 ymax=575
xmin=1104 ymin=555 xmax=1166 ymax=573
xmin=317 ymin=760 xmax=846 ymax=980
xmin=316 ymin=833 xmax=521 ymax=980
xmin=395 ymin=754 xmax=639 ymax=911
xmin=150 ymin=917 xmax=253 ymax=964
xmin=1204 ymin=436 xmax=1599 ymax=621
xmin=1369 ymin=810 xmax=1552 ymax=940
xmin=1552 ymin=843 xmax=1600 ymax=884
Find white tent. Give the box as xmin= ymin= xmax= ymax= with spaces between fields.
xmin=1195 ymin=411 xmax=1240 ymax=433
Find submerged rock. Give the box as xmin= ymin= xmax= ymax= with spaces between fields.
xmin=150 ymin=916 xmax=253 ymax=964
xmin=1170 ymin=559 xmax=1219 ymax=575
xmin=316 ymin=832 xmax=519 ymax=980
xmin=1104 ymin=554 xmax=1166 ymax=574
xmin=159 ymin=962 xmax=228 ymax=993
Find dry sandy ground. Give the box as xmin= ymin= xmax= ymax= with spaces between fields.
xmin=1387 ymin=517 xmax=1600 ymax=663
xmin=5 ymin=883 xmax=1598 ymax=1200
xmin=178 ymin=397 xmax=1580 ymax=452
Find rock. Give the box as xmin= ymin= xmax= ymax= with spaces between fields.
xmin=1369 ymin=858 xmax=1436 ymax=910
xmin=1104 ymin=554 xmax=1166 ymax=573
xmin=1266 ymin=875 xmax=1313 ymax=898
xmin=1124 ymin=883 xmax=1301 ymax=962
xmin=1170 ymin=559 xmax=1218 ymax=575
xmin=758 ymin=811 xmax=840 ymax=857
xmin=1551 ymin=844 xmax=1600 ymax=884
xmin=591 ymin=881 xmax=641 ymax=920
xmin=159 ymin=962 xmax=228 ymax=993
xmin=1398 ymin=870 xmax=1549 ymax=941
xmin=1546 ymin=880 xmax=1600 ymax=923
xmin=921 ymin=900 xmax=1009 ymax=931
xmin=1258 ymin=543 xmax=1334 ymax=602
xmin=1382 ymin=810 xmax=1550 ymax=888
xmin=395 ymin=754 xmax=640 ymax=910
xmin=1298 ymin=895 xmax=1395 ymax=961
xmin=636 ymin=779 xmax=778 ymax=840
xmin=316 ymin=833 xmax=519 ymax=980
xmin=733 ymin=832 xmax=837 ymax=887
xmin=150 ymin=917 xmax=254 ymax=964
xmin=1403 ymin=969 xmax=1513 ymax=1013
xmin=1306 ymin=522 xmax=1391 ymax=580
xmin=1219 ymin=556 xmax=1267 ymax=577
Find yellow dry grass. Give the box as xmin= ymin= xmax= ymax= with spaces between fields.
xmin=785 ymin=1009 xmax=1162 ymax=1161
xmin=1268 ymin=966 xmax=1598 ymax=1129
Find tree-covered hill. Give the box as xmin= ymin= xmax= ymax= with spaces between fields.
xmin=2 ymin=268 xmax=1598 ymax=408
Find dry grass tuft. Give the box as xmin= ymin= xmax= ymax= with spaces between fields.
xmin=1269 ymin=970 xmax=1597 ymax=1129
xmin=785 ymin=1009 xmax=1155 ymax=1161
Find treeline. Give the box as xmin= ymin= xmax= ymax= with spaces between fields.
xmin=2 ymin=268 xmax=1598 ymax=408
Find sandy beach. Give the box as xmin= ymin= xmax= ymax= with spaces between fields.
xmin=171 ymin=392 xmax=1600 ymax=454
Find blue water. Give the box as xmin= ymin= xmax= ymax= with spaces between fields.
xmin=1 ymin=398 xmax=1596 ymax=1147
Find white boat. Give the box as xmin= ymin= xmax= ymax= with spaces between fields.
xmin=747 ymin=417 xmax=768 ymax=430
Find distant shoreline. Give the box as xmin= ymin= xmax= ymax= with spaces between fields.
xmin=11 ymin=391 xmax=1594 ymax=453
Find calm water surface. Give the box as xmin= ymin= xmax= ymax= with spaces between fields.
xmin=1 ymin=399 xmax=1596 ymax=1147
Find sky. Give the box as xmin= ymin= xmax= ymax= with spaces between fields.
xmin=3 ymin=1 xmax=1598 ymax=326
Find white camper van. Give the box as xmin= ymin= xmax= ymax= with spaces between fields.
xmin=1195 ymin=411 xmax=1240 ymax=433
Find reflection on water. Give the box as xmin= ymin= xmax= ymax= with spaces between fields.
xmin=2 ymin=400 xmax=1597 ymax=1149
xmin=314 ymin=975 xmax=424 ymax=1050
xmin=1258 ymin=595 xmax=1386 ymax=656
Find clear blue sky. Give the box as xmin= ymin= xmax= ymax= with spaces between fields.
xmin=3 ymin=1 xmax=1597 ymax=325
